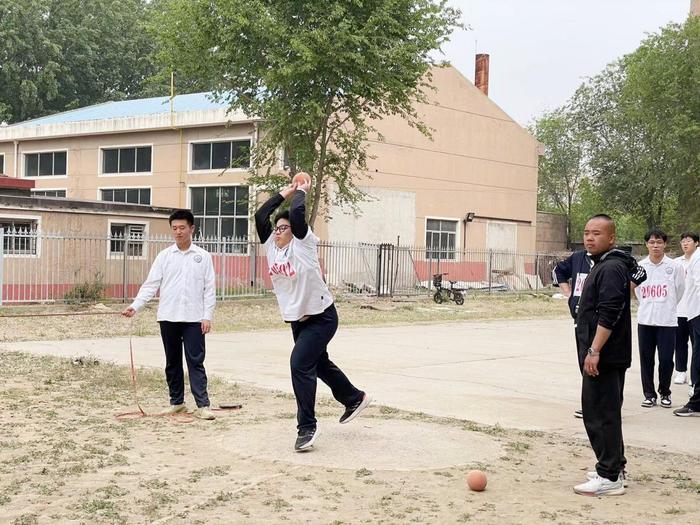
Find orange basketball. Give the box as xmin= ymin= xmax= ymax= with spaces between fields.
xmin=466 ymin=470 xmax=487 ymax=491
xmin=292 ymin=171 xmax=312 ymax=187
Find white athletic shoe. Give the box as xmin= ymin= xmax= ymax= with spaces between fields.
xmin=162 ymin=403 xmax=187 ymax=415
xmin=587 ymin=470 xmax=628 ymax=487
xmin=574 ymin=474 xmax=625 ymax=496
xmin=674 ymin=371 xmax=687 ymax=385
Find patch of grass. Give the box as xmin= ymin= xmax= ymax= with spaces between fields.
xmin=263 ymin=498 xmax=291 ymax=512
xmin=78 ymin=498 xmax=124 ymax=522
xmin=505 ymin=442 xmax=530 ymax=454
xmin=188 ymin=465 xmax=231 ymax=483
xmin=12 ymin=514 xmax=39 ymax=525
xmin=663 ymin=507 xmax=685 ymax=515
xmin=355 ymin=468 xmax=373 ymax=478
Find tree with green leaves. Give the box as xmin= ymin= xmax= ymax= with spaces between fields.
xmin=0 ymin=0 xmax=159 ymax=123
xmin=570 ymin=17 xmax=700 ymax=232
xmin=530 ymin=108 xmax=586 ymax=243
xmin=152 ymin=0 xmax=461 ymax=227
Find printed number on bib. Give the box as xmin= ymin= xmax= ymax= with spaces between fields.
xmin=640 ymin=284 xmax=668 ymax=300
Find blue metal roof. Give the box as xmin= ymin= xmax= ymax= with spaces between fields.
xmin=13 ymin=92 xmax=227 ymax=127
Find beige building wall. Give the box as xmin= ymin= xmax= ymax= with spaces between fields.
xmin=328 ymin=66 xmax=539 ymax=252
xmin=0 ymin=125 xmax=255 ymax=209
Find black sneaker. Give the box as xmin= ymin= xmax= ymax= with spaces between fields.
xmin=339 ymin=393 xmax=372 ymax=424
xmin=294 ymin=427 xmax=319 ymax=452
xmin=660 ymin=395 xmax=672 ymax=408
xmin=641 ymin=397 xmax=657 ymax=408
xmin=673 ymin=406 xmax=700 ymax=417
xmin=574 ymin=409 xmax=583 ymax=419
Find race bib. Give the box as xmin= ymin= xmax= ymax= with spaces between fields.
xmin=573 ymin=273 xmax=588 ymax=297
xmin=639 ymin=283 xmax=668 ymax=302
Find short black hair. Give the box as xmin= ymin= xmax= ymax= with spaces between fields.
xmin=587 ymin=214 xmax=616 ymax=233
xmin=644 ymin=227 xmax=667 ymax=243
xmin=274 ymin=210 xmax=290 ymax=224
xmin=169 ymin=209 xmax=195 ymax=226
xmin=680 ymin=231 xmax=700 ymax=243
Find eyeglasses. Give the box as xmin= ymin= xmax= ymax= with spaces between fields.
xmin=273 ymin=225 xmax=291 ymax=234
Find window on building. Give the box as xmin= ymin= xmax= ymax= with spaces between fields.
xmin=32 ymin=190 xmax=67 ymax=198
xmin=191 ymin=140 xmax=251 ymax=171
xmin=101 ymin=188 xmax=151 ymax=205
xmin=0 ymin=218 xmax=38 ymax=255
xmin=110 ymin=223 xmax=145 ymax=257
xmin=102 ymin=146 xmax=152 ymax=174
xmin=426 ymin=219 xmax=457 ymax=260
xmin=191 ymin=186 xmax=249 ymax=253
xmin=0 ymin=154 xmax=5 ymax=175
xmin=25 ymin=151 xmax=67 ymax=177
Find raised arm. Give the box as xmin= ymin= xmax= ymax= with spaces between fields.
xmin=254 ymin=193 xmax=285 ymax=243
xmin=289 ymin=189 xmax=309 ymax=239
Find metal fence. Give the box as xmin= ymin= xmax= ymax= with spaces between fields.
xmin=0 ymin=228 xmax=565 ymax=304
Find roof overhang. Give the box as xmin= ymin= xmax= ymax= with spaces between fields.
xmin=0 ymin=109 xmax=259 ymax=142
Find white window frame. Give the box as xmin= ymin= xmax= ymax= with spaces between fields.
xmin=187 ymin=137 xmax=252 ymax=175
xmin=0 ymin=213 xmax=42 ymax=258
xmin=107 ymin=219 xmax=149 ymax=260
xmin=31 ymin=188 xmax=68 ymax=198
xmin=0 ymin=153 xmax=5 ymax=175
xmin=21 ymin=149 xmax=68 ymax=179
xmin=97 ymin=185 xmax=153 ymax=205
xmin=186 ymin=183 xmax=251 ymax=255
xmin=98 ymin=143 xmax=154 ymax=178
xmin=425 ymin=216 xmax=460 ymax=261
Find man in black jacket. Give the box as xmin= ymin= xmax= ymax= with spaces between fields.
xmin=573 ymin=215 xmax=645 ymax=497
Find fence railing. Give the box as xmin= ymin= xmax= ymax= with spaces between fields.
xmin=0 ymin=228 xmax=566 ymax=304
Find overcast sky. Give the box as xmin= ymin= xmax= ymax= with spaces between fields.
xmin=441 ymin=0 xmax=691 ymax=126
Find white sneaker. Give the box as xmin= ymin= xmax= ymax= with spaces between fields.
xmin=193 ymin=406 xmax=216 ymax=420
xmin=162 ymin=403 xmax=187 ymax=415
xmin=587 ymin=470 xmax=628 ymax=487
xmin=574 ymin=474 xmax=625 ymax=496
xmin=674 ymin=371 xmax=687 ymax=384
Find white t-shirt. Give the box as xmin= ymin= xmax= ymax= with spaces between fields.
xmin=265 ymin=228 xmax=333 ymax=321
xmin=675 ymin=254 xmax=693 ymax=318
xmin=635 ymin=255 xmax=685 ymax=327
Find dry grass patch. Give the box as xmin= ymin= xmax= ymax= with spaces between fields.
xmin=0 ymin=293 xmax=569 ymax=342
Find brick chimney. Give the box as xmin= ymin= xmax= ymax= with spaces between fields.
xmin=475 ymin=54 xmax=490 ymax=96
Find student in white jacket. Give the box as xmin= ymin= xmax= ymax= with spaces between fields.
xmin=673 ymin=232 xmax=699 ymax=388
xmin=674 ymin=246 xmax=700 ymax=416
xmin=634 ymin=228 xmax=685 ymax=408
xmin=122 ymin=209 xmax=216 ymax=420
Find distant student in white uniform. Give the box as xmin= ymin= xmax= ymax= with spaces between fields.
xmin=674 ymin=232 xmax=699 ymax=390
xmin=122 ymin=209 xmax=217 ymax=420
xmin=254 ymin=176 xmax=371 ymax=452
xmin=634 ymin=228 xmax=685 ymax=408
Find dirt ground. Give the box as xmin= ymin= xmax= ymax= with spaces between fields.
xmin=1 ymin=350 xmax=700 ymax=525
xmin=1 ymin=296 xmax=694 ymax=524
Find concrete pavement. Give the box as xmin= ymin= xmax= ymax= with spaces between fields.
xmin=3 ymin=318 xmax=698 ymax=455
